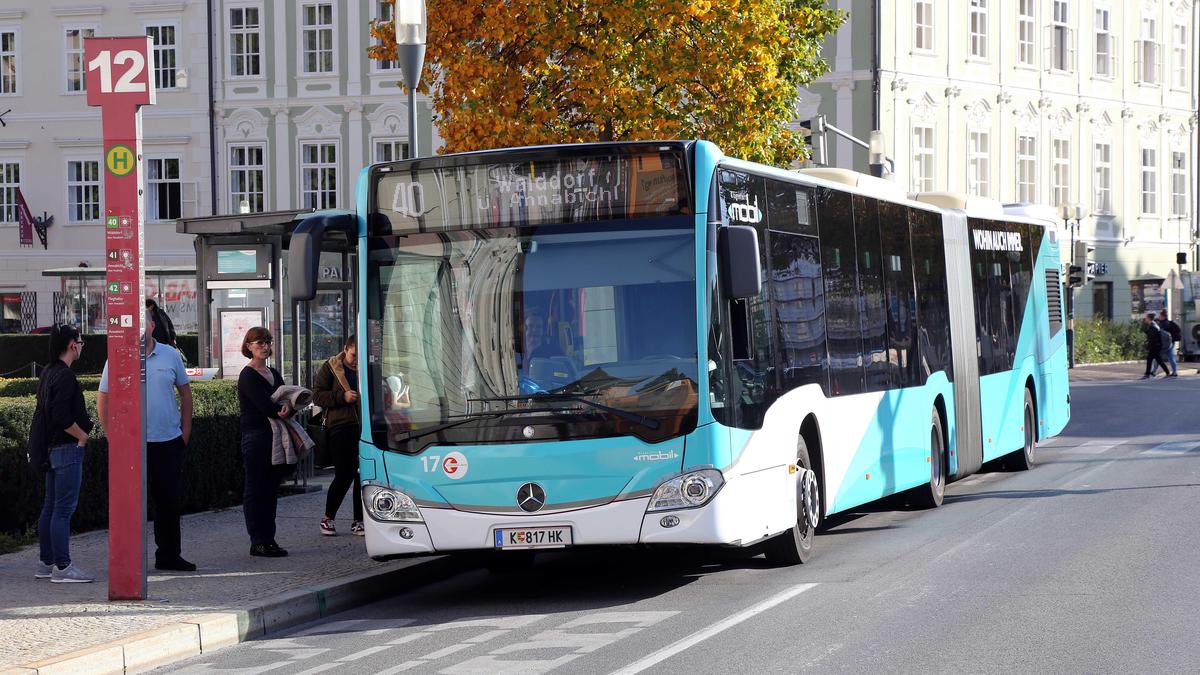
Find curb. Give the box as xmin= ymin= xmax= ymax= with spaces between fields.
xmin=7 ymin=555 xmax=475 ymax=675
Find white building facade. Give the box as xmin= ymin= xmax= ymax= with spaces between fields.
xmin=806 ymin=0 xmax=1199 ymax=322
xmin=0 ymin=0 xmax=437 ymax=335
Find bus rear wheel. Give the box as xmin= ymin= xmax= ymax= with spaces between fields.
xmin=1009 ymin=389 xmax=1037 ymax=471
xmin=763 ymin=437 xmax=818 ymax=566
xmin=912 ymin=409 xmax=945 ymax=509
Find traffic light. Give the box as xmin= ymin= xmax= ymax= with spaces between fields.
xmin=1073 ymin=240 xmax=1096 ymax=286
xmin=1068 ymin=264 xmax=1085 ymax=288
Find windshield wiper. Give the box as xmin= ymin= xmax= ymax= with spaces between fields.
xmin=471 ymin=394 xmax=661 ymax=430
xmin=393 ymin=407 xmax=579 ymax=443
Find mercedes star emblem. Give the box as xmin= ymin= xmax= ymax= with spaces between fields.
xmin=516 ymin=482 xmax=546 ymax=513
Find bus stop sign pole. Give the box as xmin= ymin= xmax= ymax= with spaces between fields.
xmin=84 ymin=36 xmax=156 ymax=601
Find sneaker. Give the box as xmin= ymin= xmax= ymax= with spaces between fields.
xmin=155 ymin=557 xmax=197 ymax=572
xmin=50 ymin=562 xmax=95 ymax=583
xmin=35 ymin=562 xmax=53 ymax=579
xmin=350 ymin=521 xmax=365 ymax=536
xmin=250 ymin=543 xmax=288 ymax=558
xmin=1140 ymin=375 xmax=1152 ymax=379
xmin=320 ymin=517 xmax=336 ymax=536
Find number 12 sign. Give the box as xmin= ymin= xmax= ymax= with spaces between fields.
xmin=85 ymin=36 xmax=156 ymax=108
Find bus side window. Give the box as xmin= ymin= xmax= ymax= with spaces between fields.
xmin=817 ymin=188 xmax=864 ymax=396
xmin=879 ymin=200 xmax=915 ymax=388
xmin=854 ymin=196 xmax=890 ymax=392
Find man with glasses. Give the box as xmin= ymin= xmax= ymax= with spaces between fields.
xmin=97 ymin=311 xmax=195 ymax=571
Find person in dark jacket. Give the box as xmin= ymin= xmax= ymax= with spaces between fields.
xmin=1141 ymin=313 xmax=1170 ymax=379
xmin=145 ymin=298 xmax=177 ymax=348
xmin=237 ymin=326 xmax=292 ymax=557
xmin=35 ymin=325 xmax=95 ymax=583
xmin=313 ymin=335 xmax=362 ymax=536
xmin=1156 ymin=309 xmax=1180 ymax=377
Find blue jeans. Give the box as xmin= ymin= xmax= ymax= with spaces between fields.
xmin=38 ymin=443 xmax=85 ymax=568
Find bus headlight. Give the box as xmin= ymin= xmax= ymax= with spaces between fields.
xmin=363 ymin=483 xmax=423 ymax=522
xmin=647 ymin=469 xmax=724 ymax=512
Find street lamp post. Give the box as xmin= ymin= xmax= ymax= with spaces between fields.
xmin=1059 ymin=203 xmax=1087 ymax=368
xmin=395 ymin=0 xmax=427 ymax=159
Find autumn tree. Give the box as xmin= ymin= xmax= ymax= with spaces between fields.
xmin=369 ymin=0 xmax=842 ymax=165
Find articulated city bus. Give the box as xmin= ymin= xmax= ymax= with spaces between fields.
xmin=290 ymin=140 xmax=1070 ymax=565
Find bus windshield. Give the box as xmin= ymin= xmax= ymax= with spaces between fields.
xmin=365 ymin=219 xmax=699 ymax=452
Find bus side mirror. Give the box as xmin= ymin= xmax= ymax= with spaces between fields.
xmin=718 ymin=225 xmax=762 ymax=300
xmin=288 ymin=213 xmax=357 ymax=302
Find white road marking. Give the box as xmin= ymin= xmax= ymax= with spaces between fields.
xmin=420 ymin=643 xmax=474 ymax=660
xmin=373 ymin=660 xmax=425 ymax=675
xmin=1142 ymin=440 xmax=1200 ymax=455
xmin=1060 ymin=440 xmax=1125 ymax=454
xmin=292 ymin=664 xmax=339 ymax=675
xmin=339 ymin=645 xmax=393 ymax=661
xmin=608 ymin=583 xmax=818 ymax=675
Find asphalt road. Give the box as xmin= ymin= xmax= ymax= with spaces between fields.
xmin=163 ymin=375 xmax=1200 ymax=674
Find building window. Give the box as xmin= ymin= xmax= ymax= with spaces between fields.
xmin=1052 ymin=139 xmax=1071 ymax=208
xmin=1172 ymin=24 xmax=1188 ymax=89
xmin=968 ymin=0 xmax=988 ymax=58
xmin=1051 ymin=1 xmax=1073 ymax=71
xmin=913 ymin=1 xmax=933 ymax=52
xmin=1017 ymin=0 xmax=1036 ymax=66
xmin=374 ymin=138 xmax=410 ymax=163
xmin=0 ymin=162 xmax=18 ymax=223
xmin=301 ymin=3 xmax=334 ymax=74
xmin=146 ymin=25 xmax=178 ymax=89
xmin=300 ymin=142 xmax=337 ymax=209
xmin=1137 ymin=18 xmax=1161 ymax=84
xmin=67 ymin=160 xmax=101 ymax=222
xmin=65 ymin=27 xmax=95 ymax=93
xmin=911 ymin=125 xmax=934 ymax=193
xmin=229 ymin=7 xmax=262 ymax=78
xmin=1093 ymin=142 xmax=1112 ymax=215
xmin=0 ymin=31 xmax=16 ymax=95
xmin=1094 ymin=9 xmax=1113 ymax=77
xmin=1141 ymin=148 xmax=1157 ymax=215
xmin=146 ymin=158 xmax=182 ymax=221
xmin=230 ymin=144 xmax=265 ymax=213
xmin=1016 ymin=135 xmax=1037 ymax=203
xmin=372 ymin=1 xmax=399 ymax=71
xmin=967 ymin=131 xmax=989 ymax=197
xmin=1171 ymin=152 xmax=1187 ymax=216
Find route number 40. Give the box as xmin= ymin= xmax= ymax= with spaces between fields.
xmin=87 ymin=50 xmax=147 ymax=93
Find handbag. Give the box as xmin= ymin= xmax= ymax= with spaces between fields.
xmin=26 ymin=368 xmax=54 ymax=473
xmin=306 ymin=410 xmax=331 ymax=468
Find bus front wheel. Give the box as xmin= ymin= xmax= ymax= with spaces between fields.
xmin=913 ymin=409 xmax=946 ymax=509
xmin=763 ymin=437 xmax=818 ymax=565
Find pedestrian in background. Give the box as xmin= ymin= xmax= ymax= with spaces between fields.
xmin=1141 ymin=313 xmax=1171 ymax=379
xmin=1157 ymin=309 xmax=1181 ymax=377
xmin=97 ymin=311 xmax=195 ymax=571
xmin=145 ymin=298 xmax=178 ymax=348
xmin=237 ymin=326 xmax=292 ymax=557
xmin=313 ymin=334 xmax=363 ymax=536
xmin=33 ymin=325 xmax=95 ymax=583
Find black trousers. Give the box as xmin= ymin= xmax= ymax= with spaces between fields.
xmin=241 ymin=427 xmax=290 ymax=546
xmin=1145 ymin=349 xmax=1169 ymax=376
xmin=147 ymin=436 xmax=186 ymax=562
xmin=324 ymin=425 xmax=363 ymax=522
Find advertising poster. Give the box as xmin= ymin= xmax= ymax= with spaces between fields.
xmin=220 ymin=308 xmax=266 ymax=379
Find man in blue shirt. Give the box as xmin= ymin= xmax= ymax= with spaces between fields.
xmin=98 ymin=310 xmax=194 ymax=571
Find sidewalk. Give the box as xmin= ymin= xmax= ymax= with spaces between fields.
xmin=1069 ymin=360 xmax=1199 ymax=382
xmin=0 ymin=481 xmax=446 ymax=673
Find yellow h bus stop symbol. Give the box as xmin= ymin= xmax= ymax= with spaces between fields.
xmin=106 ymin=145 xmax=135 ymax=177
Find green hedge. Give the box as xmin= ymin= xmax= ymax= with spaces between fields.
xmin=1075 ymin=318 xmax=1146 ymax=364
xmin=0 ymin=334 xmax=198 ymax=376
xmin=0 ymin=376 xmax=101 ymax=398
xmin=0 ymin=379 xmax=244 ymax=537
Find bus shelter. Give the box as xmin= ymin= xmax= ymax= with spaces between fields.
xmin=175 ymin=209 xmax=356 ymax=389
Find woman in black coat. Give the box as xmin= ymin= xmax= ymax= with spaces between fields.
xmin=237 ymin=326 xmax=292 ymax=557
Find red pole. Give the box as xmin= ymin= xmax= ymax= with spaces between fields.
xmin=84 ymin=36 xmax=156 ymax=601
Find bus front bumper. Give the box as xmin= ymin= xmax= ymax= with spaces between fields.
xmin=364 ymin=471 xmax=785 ymax=558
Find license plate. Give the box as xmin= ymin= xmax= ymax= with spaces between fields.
xmin=493 ymin=526 xmax=573 ymax=549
